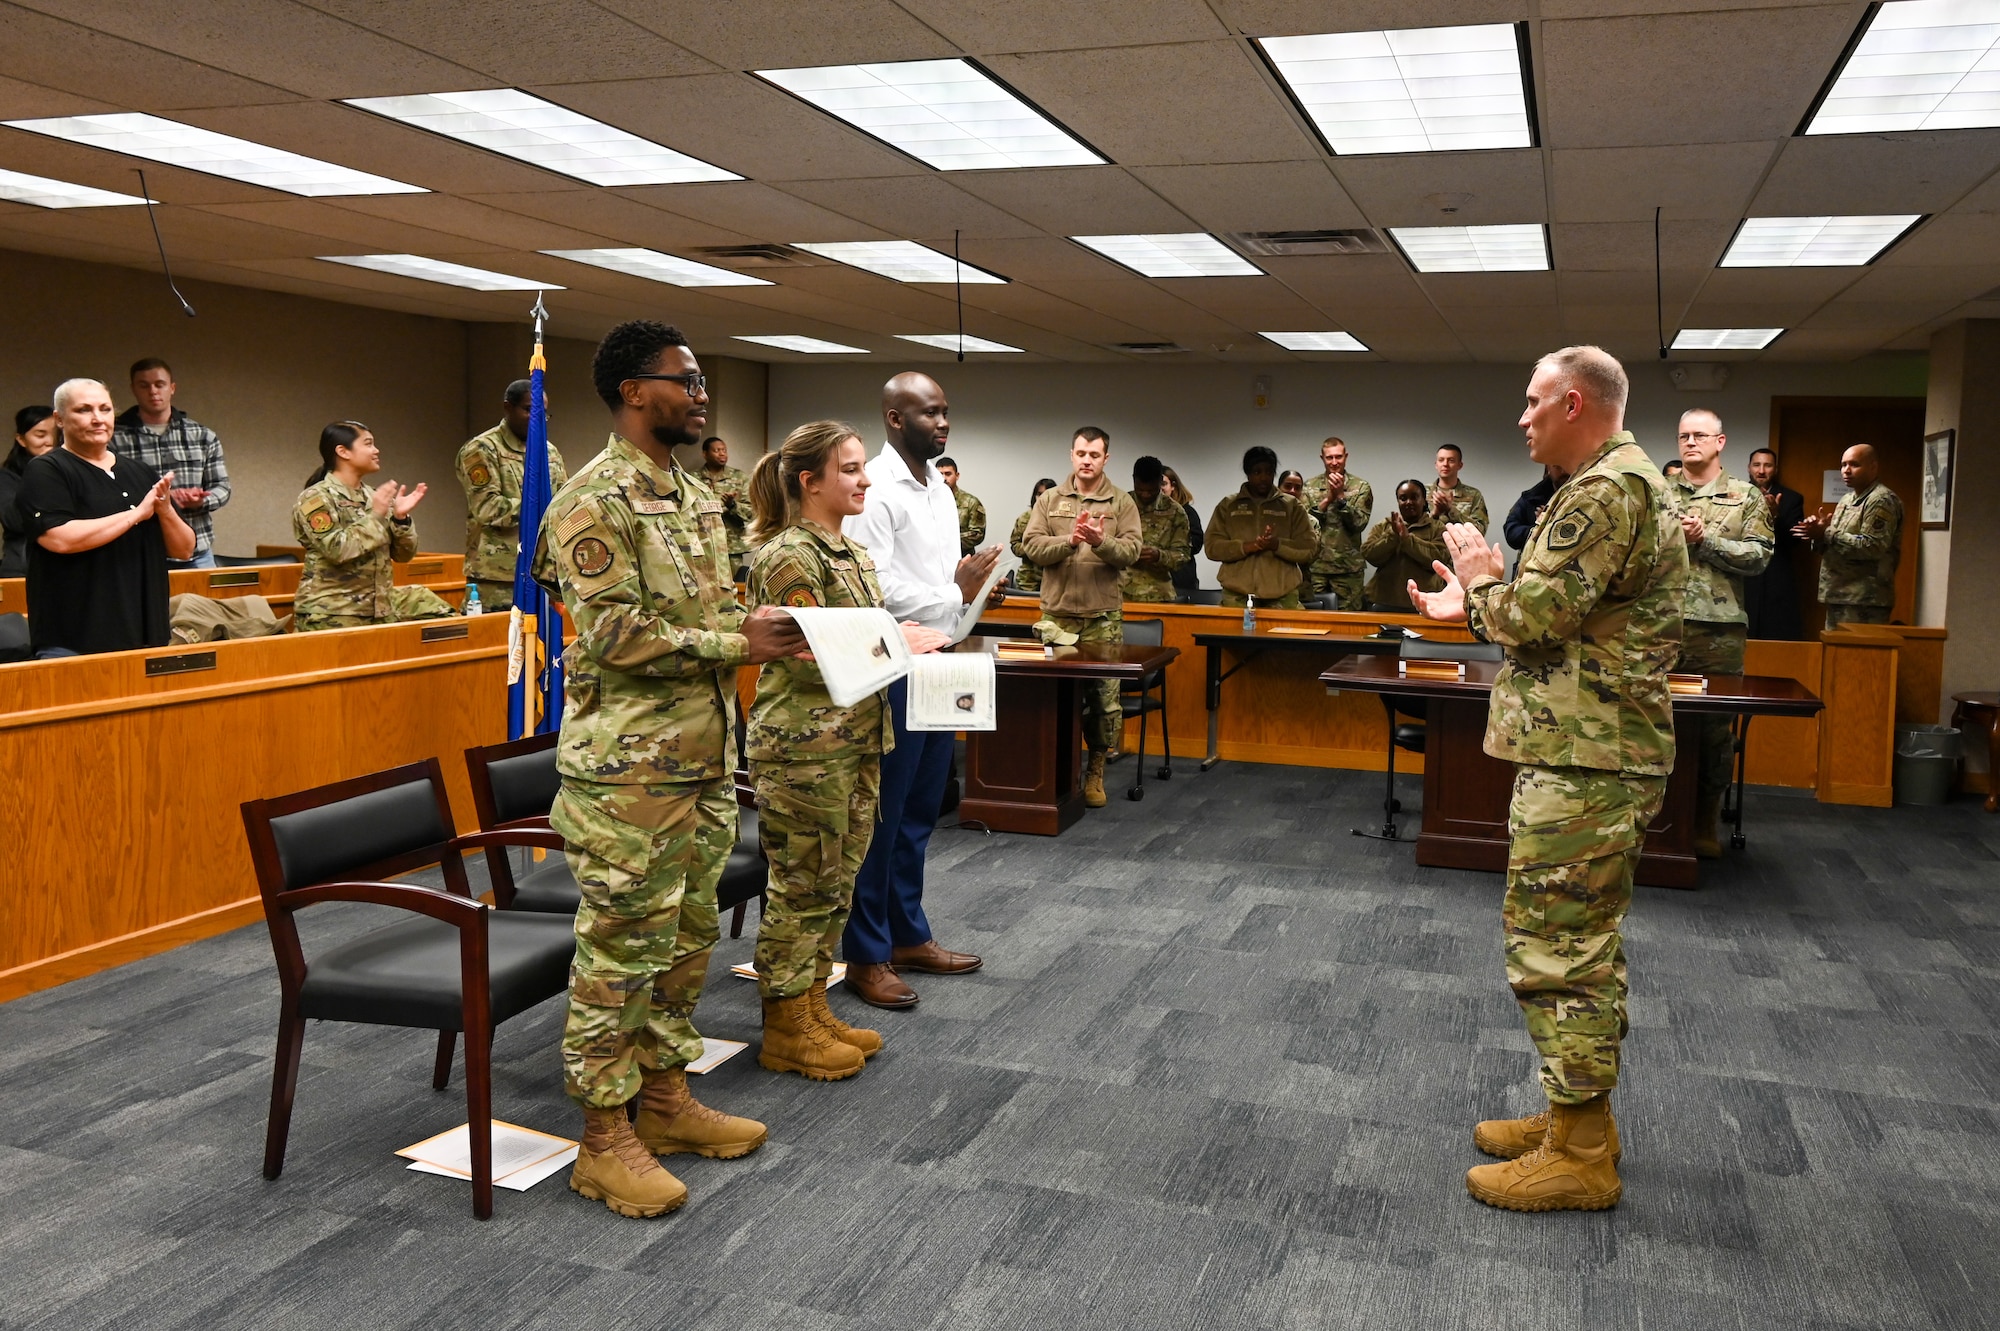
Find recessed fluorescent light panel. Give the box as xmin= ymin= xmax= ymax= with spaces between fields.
xmin=2 ymin=113 xmax=421 ymax=196
xmin=344 ymin=90 xmax=738 ymax=186
xmin=319 ymin=254 xmax=556 ymax=291
xmin=793 ymin=241 xmax=1004 ymax=284
xmin=0 ymin=167 xmax=149 ymax=208
xmin=754 ymin=59 xmax=1102 ymax=171
xmin=543 ymin=248 xmax=772 ymax=287
xmin=1672 ymin=328 xmax=1784 ymax=351
xmin=734 ymin=335 xmax=869 ymax=354
xmin=1260 ymin=331 xmax=1371 ymax=352
xmin=896 ymin=334 xmax=1025 ymax=353
xmin=1070 ymin=233 xmax=1262 ymax=278
xmin=1805 ymin=0 xmax=2000 ymax=134
xmin=1719 ymin=215 xmax=1921 ymax=267
xmin=1259 ymin=23 xmax=1534 ymax=154
xmin=1389 ymin=224 xmax=1549 ymax=272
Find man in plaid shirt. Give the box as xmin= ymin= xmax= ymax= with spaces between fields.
xmin=112 ymin=358 xmax=231 ymax=568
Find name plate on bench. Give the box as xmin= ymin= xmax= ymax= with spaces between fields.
xmin=145 ymin=651 xmax=218 ymax=677
xmin=421 ymin=622 xmax=470 ymax=643
xmin=207 ymin=570 xmax=263 ymax=588
xmin=1398 ymin=659 xmax=1465 ymax=681
xmin=405 ymin=560 xmax=445 ymax=575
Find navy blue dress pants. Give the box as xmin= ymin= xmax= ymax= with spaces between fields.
xmin=842 ymin=676 xmax=952 ymax=965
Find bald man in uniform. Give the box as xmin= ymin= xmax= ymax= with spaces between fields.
xmin=1794 ymin=444 xmax=1903 ymax=629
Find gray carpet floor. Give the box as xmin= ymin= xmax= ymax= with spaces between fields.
xmin=2 ymin=761 xmax=1996 ymax=1331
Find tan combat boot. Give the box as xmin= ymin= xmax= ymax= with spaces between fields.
xmin=758 ymin=994 xmax=865 ymax=1081
xmin=570 ymin=1105 xmax=689 ymax=1217
xmin=632 ymin=1067 xmax=769 ymax=1158
xmin=1466 ymin=1095 xmax=1621 ymax=1212
xmin=1694 ymin=793 xmax=1724 ymax=859
xmin=809 ymin=970 xmax=882 ymax=1058
xmin=1083 ymin=751 xmax=1108 ymax=808
xmin=1474 ymin=1105 xmax=1621 ymax=1162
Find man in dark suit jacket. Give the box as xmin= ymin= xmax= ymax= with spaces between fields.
xmin=1743 ymin=447 xmax=1805 ymax=640
xmin=1503 ymin=464 xmax=1566 ymax=575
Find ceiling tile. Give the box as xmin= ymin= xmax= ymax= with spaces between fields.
xmin=1417 ymin=271 xmax=1559 ymax=308
xmin=960 ymin=237 xmax=1132 ymax=283
xmin=1759 ymin=328 xmax=1892 ymax=360
xmin=1834 ymin=264 xmax=2000 ymax=303
xmin=1696 ymin=267 xmax=1860 ymax=303
xmin=771 ymin=176 xmax=1044 ymax=241
xmin=464 ymin=188 xmax=756 ymax=249
xmin=617 ymin=181 xmax=888 ymax=245
xmin=987 ymin=43 xmax=1319 ymax=166
xmin=595 ymin=0 xmax=955 ymax=70
xmin=190 ymin=101 xmax=560 ymax=195
xmin=952 ymin=166 xmax=1196 ymax=235
xmin=1873 ymin=213 xmax=2000 ymax=267
xmin=540 ymin=75 xmax=924 ymax=182
xmin=900 ymin=0 xmax=1227 ymax=52
xmin=303 ymin=0 xmax=718 ymax=83
xmin=194 ymin=198 xmax=483 ymax=252
xmin=1218 ymin=0 xmax=1524 ymax=35
xmin=1796 ymin=301 xmax=1942 ymax=333
xmin=1752 ymin=133 xmax=2000 ymax=218
xmin=1128 ymin=161 xmax=1366 ymax=232
xmin=1550 ymin=143 xmax=1775 ymax=224
xmin=0 ymin=127 xmax=278 ymax=203
xmin=1151 ymin=275 xmax=1329 ymax=327
xmin=1262 ymin=252 xmax=1436 ymax=312
xmin=1557 ymin=268 xmax=1706 ymax=309
xmin=0 ymin=4 xmax=288 ymax=108
xmin=1333 ymin=150 xmax=1546 ymax=227
xmin=0 ymin=70 xmax=116 ymax=118
xmin=325 ymin=193 xmax=619 ymax=251
xmin=1538 ymin=7 xmax=1856 ymax=149
xmin=1550 ymin=220 xmax=1739 ymax=271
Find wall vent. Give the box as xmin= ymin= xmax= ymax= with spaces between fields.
xmin=1225 ymin=229 xmax=1387 ymax=257
xmin=1111 ymin=341 xmax=1189 ymax=355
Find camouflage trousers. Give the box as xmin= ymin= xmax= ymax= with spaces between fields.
xmin=1678 ymin=622 xmax=1746 ymax=803
xmin=552 ymin=775 xmax=737 ymax=1108
xmin=470 ymin=578 xmax=514 ymax=613
xmin=750 ymin=755 xmax=882 ymax=1000
xmin=1043 ymin=607 xmax=1124 ymax=751
xmin=1503 ymin=764 xmax=1666 ymax=1106
xmin=1824 ymin=603 xmax=1890 ymax=630
xmin=294 ymin=585 xmax=457 ymax=633
xmin=1220 ymin=590 xmax=1302 ymax=610
xmin=1119 ymin=573 xmax=1178 ymax=603
xmin=1306 ymin=568 xmax=1364 ymax=610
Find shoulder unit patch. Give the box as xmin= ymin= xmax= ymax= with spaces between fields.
xmin=1544 ymin=510 xmax=1595 ymax=552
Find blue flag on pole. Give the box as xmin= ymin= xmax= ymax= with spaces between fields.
xmin=508 ymin=296 xmax=564 ymax=739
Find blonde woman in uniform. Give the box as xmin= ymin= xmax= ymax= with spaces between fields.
xmin=292 ymin=421 xmax=454 ymax=632
xmin=744 ymin=419 xmax=948 ymax=1080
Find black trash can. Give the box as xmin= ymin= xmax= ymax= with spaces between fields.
xmin=1894 ymin=724 xmax=1961 ymax=806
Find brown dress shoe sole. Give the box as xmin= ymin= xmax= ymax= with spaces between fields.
xmin=847 ymin=981 xmax=919 ymax=1010
xmin=890 ymin=955 xmax=983 ymax=975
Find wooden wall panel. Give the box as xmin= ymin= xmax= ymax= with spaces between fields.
xmin=1743 ymin=640 xmax=1821 ymax=789
xmin=0 ymin=553 xmax=466 ymax=620
xmin=0 ymin=615 xmax=508 ymax=999
xmin=1817 ymin=634 xmax=1898 ymax=807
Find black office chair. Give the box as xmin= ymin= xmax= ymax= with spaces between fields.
xmin=0 ymin=612 xmax=29 ymax=664
xmin=1178 ymin=588 xmax=1224 ymax=606
xmin=1352 ymin=639 xmax=1503 ymax=840
xmin=1308 ymin=593 xmax=1342 ymax=611
xmin=1117 ymin=617 xmax=1173 ymax=800
xmin=241 ymin=759 xmax=578 ymax=1219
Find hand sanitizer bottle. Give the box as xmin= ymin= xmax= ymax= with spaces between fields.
xmin=1241 ymin=593 xmax=1255 ymax=633
xmin=463 ymin=583 xmax=483 ymax=616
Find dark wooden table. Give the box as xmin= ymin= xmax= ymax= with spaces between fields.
xmin=959 ymin=635 xmax=1181 ymax=836
xmin=1949 ymin=691 xmax=1999 ymax=813
xmin=1192 ymin=627 xmax=1410 ymax=770
xmin=1322 ymin=656 xmax=1823 ymax=888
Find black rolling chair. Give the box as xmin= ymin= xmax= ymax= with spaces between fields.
xmin=1309 ymin=593 xmax=1342 ymax=611
xmin=1117 ymin=617 xmax=1173 ymax=801
xmin=241 ymin=758 xmax=578 ymax=1219
xmin=0 ymin=612 xmax=30 ymax=664
xmin=1352 ymin=639 xmax=1504 ymax=840
xmin=1178 ymin=588 xmax=1225 ymax=606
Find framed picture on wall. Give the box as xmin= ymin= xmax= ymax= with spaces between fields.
xmin=1922 ymin=429 xmax=1953 ymax=530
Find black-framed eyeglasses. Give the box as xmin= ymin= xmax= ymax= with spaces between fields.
xmin=627 ymin=372 xmax=707 ymax=395
xmin=1677 ymin=431 xmax=1717 ymax=443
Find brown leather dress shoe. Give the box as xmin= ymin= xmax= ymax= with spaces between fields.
xmin=845 ymin=962 xmax=919 ymax=1010
xmin=890 ymin=939 xmax=983 ymax=974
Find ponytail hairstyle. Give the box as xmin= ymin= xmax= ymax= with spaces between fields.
xmin=747 ymin=419 xmax=861 ymax=546
xmin=306 ymin=420 xmax=369 ymax=486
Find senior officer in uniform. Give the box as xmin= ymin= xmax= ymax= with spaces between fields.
xmin=536 ymin=320 xmax=806 ymax=1219
xmin=1121 ymin=454 xmax=1190 ymax=603
xmin=457 ymin=379 xmax=568 ymax=613
xmin=1301 ymin=437 xmax=1373 ymax=608
xmin=1667 ymin=409 xmax=1771 ymax=857
xmin=1022 ymin=426 xmax=1142 ymax=808
xmin=1206 ymin=445 xmax=1317 ymax=608
xmin=1794 ymin=443 xmax=1903 ymax=629
xmin=1413 ymin=345 xmax=1687 ymax=1213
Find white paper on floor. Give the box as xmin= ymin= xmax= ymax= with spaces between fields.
xmin=398 ymin=1120 xmax=577 ymax=1191
xmin=687 ymin=1037 xmax=747 ymax=1074
xmin=730 ymin=961 xmax=845 ymax=987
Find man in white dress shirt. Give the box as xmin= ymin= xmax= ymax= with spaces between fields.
xmin=841 ymin=372 xmax=1000 ymax=1009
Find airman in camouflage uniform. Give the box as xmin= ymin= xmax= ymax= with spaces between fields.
xmin=939 ymin=458 xmax=986 ymax=555
xmin=1417 ymin=348 xmax=1687 ymax=1213
xmin=1430 ymin=445 xmax=1489 ymax=532
xmin=1206 ymin=447 xmax=1318 ymax=609
xmin=1802 ymin=444 xmax=1902 ymax=629
xmin=292 ymin=475 xmax=454 ymax=631
xmin=1667 ymin=423 xmax=1772 ymax=853
xmin=746 ymin=518 xmax=891 ymax=1081
xmin=1121 ymin=487 xmax=1191 ymax=603
xmin=697 ymin=436 xmax=750 ymax=562
xmin=1301 ymin=440 xmax=1374 ymax=609
xmin=457 ymin=405 xmax=567 ymax=613
xmin=1009 ymin=509 xmax=1042 ymax=593
xmin=1359 ymin=481 xmax=1446 ymax=612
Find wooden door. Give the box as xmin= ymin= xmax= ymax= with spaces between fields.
xmin=1768 ymin=398 xmax=1924 ymax=628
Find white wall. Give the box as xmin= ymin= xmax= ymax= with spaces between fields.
xmin=768 ymin=354 xmax=1929 ymax=583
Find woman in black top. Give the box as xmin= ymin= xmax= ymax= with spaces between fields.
xmin=1163 ymin=465 xmax=1203 ymax=593
xmin=1 ymin=405 xmax=59 ymax=577
xmin=19 ymin=379 xmax=195 ymax=655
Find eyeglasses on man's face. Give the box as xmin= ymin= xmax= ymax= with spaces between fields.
xmin=628 ymin=372 xmax=707 ymax=395
xmin=1677 ymin=431 xmax=1717 ymax=443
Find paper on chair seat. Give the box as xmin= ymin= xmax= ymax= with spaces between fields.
xmin=399 ymin=1120 xmax=577 ymax=1190
xmin=905 ymin=651 xmax=996 ymax=731
xmin=781 ymin=606 xmax=910 ymax=706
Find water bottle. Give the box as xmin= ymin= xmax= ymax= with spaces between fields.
xmin=1241 ymin=593 xmax=1255 ymax=633
xmin=463 ymin=583 xmax=483 ymax=616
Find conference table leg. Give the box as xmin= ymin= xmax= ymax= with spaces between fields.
xmin=1201 ymin=643 xmax=1223 ymax=771
xmin=961 ymin=673 xmax=1086 ymax=836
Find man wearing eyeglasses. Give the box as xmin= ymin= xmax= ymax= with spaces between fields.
xmin=1667 ymin=409 xmax=1771 ymax=858
xmin=534 ymin=321 xmax=807 ymax=1219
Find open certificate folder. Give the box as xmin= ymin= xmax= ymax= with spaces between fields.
xmin=780 ymin=607 xmax=911 ymax=706
xmin=950 ymin=543 xmax=1020 ymax=644
xmin=905 ymin=651 xmax=996 ymax=731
